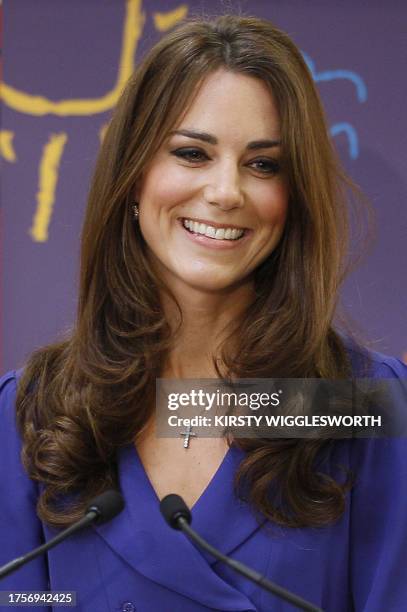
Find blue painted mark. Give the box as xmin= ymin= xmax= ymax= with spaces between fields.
xmin=302 ymin=52 xmax=368 ymax=102
xmin=300 ymin=52 xmax=367 ymax=159
xmin=330 ymin=123 xmax=359 ymax=159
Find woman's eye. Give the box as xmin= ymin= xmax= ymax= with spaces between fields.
xmin=171 ymin=148 xmax=208 ymax=162
xmin=170 ymin=149 xmax=280 ymax=175
xmin=250 ymin=158 xmax=281 ymax=175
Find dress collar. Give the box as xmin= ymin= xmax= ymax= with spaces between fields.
xmin=93 ymin=444 xmax=265 ymax=610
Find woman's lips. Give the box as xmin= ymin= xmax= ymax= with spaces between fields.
xmin=180 ymin=216 xmax=248 ymax=231
xmin=178 ymin=218 xmax=252 ymax=249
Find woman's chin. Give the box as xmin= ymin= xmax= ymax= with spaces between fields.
xmin=173 ymin=270 xmax=249 ymax=295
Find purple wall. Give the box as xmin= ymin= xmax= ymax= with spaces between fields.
xmin=2 ymin=0 xmax=407 ymax=373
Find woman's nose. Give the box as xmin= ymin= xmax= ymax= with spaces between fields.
xmin=203 ymin=161 xmax=244 ymax=210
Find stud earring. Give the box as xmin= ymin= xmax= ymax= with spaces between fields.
xmin=131 ymin=202 xmax=139 ymax=220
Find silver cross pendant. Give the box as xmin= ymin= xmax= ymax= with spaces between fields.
xmin=180 ymin=423 xmax=197 ymax=448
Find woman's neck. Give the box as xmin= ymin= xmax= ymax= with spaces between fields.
xmin=161 ymin=281 xmax=254 ymax=378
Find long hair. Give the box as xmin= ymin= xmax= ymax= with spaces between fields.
xmin=16 ymin=14 xmax=369 ymax=528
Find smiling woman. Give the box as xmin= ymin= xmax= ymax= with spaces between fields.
xmin=135 ymin=69 xmax=288 ymax=293
xmin=1 ymin=12 xmax=407 ymax=612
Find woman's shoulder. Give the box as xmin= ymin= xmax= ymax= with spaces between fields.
xmin=0 ymin=369 xmax=49 ymax=591
xmin=0 ymin=368 xmax=40 ymax=503
xmin=0 ymin=367 xmax=25 ymax=387
xmin=0 ymin=367 xmax=26 ymax=420
xmin=0 ymin=369 xmax=27 ymax=457
xmin=340 ymin=334 xmax=407 ymax=379
xmin=0 ymin=369 xmax=21 ymax=416
xmin=335 ymin=337 xmax=407 ymax=467
xmin=0 ymin=368 xmax=18 ymax=391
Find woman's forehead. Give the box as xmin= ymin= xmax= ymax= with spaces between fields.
xmin=171 ymin=69 xmax=281 ymax=144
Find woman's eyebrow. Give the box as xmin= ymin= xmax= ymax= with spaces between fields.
xmin=169 ymin=129 xmax=281 ymax=150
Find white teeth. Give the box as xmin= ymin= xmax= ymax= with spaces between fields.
xmin=182 ymin=218 xmax=245 ymax=240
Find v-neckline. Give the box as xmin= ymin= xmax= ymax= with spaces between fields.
xmin=93 ymin=443 xmax=261 ymax=611
xmin=133 ymin=443 xmax=233 ymax=512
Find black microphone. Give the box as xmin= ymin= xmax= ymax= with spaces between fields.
xmin=0 ymin=489 xmax=124 ymax=580
xmin=160 ymin=494 xmax=322 ymax=612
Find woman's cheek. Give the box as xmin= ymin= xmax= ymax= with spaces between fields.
xmin=257 ymin=184 xmax=289 ymax=223
xmin=153 ymin=167 xmax=200 ymax=204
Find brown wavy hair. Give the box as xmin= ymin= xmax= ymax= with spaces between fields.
xmin=16 ymin=14 xmax=370 ymax=529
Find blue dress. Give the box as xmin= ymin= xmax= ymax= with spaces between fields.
xmin=0 ymin=344 xmax=406 ymax=611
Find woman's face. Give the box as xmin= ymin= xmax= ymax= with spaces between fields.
xmin=135 ymin=68 xmax=288 ymax=294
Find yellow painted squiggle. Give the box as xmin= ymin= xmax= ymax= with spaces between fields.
xmin=0 ymin=131 xmax=17 ymax=162
xmin=153 ymin=4 xmax=188 ymax=31
xmin=0 ymin=0 xmax=145 ymax=116
xmin=3 ymin=2 xmax=189 ymax=243
xmin=30 ymin=133 xmax=68 ymax=242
